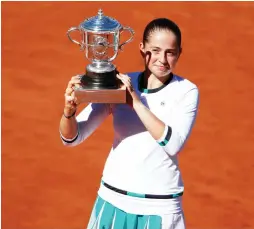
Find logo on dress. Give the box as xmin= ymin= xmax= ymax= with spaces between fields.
xmin=160 ymin=101 xmax=165 ymax=106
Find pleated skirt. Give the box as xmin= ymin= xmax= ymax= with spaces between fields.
xmin=87 ymin=196 xmax=162 ymax=229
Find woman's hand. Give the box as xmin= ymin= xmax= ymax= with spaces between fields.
xmin=116 ymin=73 xmax=141 ymax=107
xmin=64 ymin=74 xmax=82 ymax=117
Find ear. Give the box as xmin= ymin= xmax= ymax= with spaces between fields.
xmin=139 ymin=42 xmax=145 ymax=57
xmin=176 ymin=47 xmax=182 ymax=60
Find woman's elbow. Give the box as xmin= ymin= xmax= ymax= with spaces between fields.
xmin=164 ymin=134 xmax=186 ymax=156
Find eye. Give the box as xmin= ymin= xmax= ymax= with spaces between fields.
xmin=167 ymin=51 xmax=176 ymax=56
xmin=151 ymin=49 xmax=159 ymax=54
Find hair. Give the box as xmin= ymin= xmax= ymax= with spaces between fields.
xmin=142 ymin=18 xmax=182 ymax=50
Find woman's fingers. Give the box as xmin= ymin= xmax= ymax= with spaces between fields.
xmin=63 ymin=74 xmax=84 ymax=115
xmin=65 ymin=87 xmax=73 ymax=95
xmin=117 ymin=74 xmax=132 ymax=87
xmin=65 ymin=84 xmax=76 ymax=104
xmin=65 ymin=94 xmax=74 ymax=101
xmin=64 ymin=74 xmax=83 ymax=104
xmin=116 ymin=73 xmax=138 ymax=107
xmin=122 ymin=78 xmax=131 ymax=87
xmin=68 ymin=80 xmax=82 ymax=89
xmin=117 ymin=73 xmax=131 ymax=81
xmin=117 ymin=74 xmax=135 ymax=94
xmin=65 ymin=94 xmax=78 ymax=108
xmin=72 ymin=74 xmax=82 ymax=80
xmin=68 ymin=75 xmax=83 ymax=89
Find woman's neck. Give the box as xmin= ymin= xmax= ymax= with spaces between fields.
xmin=143 ymin=70 xmax=172 ymax=90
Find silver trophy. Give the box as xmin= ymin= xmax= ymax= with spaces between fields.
xmin=67 ymin=9 xmax=134 ymax=92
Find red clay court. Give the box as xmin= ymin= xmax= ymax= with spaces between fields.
xmin=2 ymin=2 xmax=254 ymax=229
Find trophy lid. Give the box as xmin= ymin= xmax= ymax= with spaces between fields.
xmin=80 ymin=9 xmax=122 ymax=32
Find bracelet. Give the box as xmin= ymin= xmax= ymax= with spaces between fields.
xmin=63 ymin=109 xmax=76 ymax=119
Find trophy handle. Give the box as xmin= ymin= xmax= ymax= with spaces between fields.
xmin=119 ymin=26 xmax=135 ymax=51
xmin=67 ymin=27 xmax=84 ymax=49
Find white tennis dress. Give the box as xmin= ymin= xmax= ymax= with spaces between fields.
xmin=60 ymin=72 xmax=199 ymax=229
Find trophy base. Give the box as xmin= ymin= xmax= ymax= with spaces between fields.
xmin=74 ymin=87 xmax=127 ymax=104
xmin=74 ymin=66 xmax=127 ymax=103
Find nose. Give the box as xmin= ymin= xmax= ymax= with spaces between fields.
xmin=159 ymin=52 xmax=167 ymax=64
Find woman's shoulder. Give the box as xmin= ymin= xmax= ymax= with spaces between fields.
xmin=173 ymin=74 xmax=198 ymax=91
xmin=126 ymin=71 xmax=142 ymax=79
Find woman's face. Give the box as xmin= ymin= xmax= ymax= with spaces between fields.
xmin=140 ymin=29 xmax=181 ymax=78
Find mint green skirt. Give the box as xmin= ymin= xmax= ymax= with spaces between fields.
xmin=87 ymin=196 xmax=162 ymax=229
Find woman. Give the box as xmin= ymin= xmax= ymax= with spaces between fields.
xmin=60 ymin=18 xmax=199 ymax=229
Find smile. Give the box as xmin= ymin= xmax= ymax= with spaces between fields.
xmin=156 ymin=66 xmax=169 ymax=71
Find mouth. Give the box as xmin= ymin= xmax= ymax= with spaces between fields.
xmin=155 ymin=65 xmax=169 ymax=71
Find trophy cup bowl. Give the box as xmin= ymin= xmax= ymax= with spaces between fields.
xmin=67 ymin=9 xmax=134 ymax=104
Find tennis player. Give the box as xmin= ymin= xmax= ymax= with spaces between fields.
xmin=60 ymin=18 xmax=199 ymax=229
